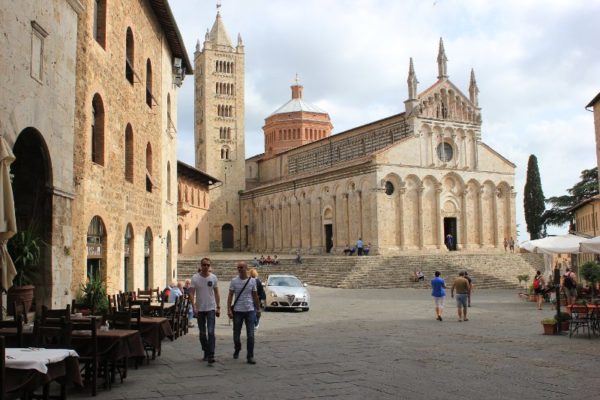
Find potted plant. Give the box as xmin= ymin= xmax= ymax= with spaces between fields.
xmin=541 ymin=317 xmax=557 ymax=335
xmin=556 ymin=311 xmax=571 ymax=332
xmin=77 ymin=272 xmax=109 ymax=316
xmin=580 ymin=261 xmax=600 ymax=299
xmin=6 ymin=228 xmax=43 ymax=315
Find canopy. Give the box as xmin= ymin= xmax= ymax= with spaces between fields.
xmin=580 ymin=236 xmax=600 ymax=254
xmin=520 ymin=234 xmax=583 ymax=255
xmin=0 ymin=134 xmax=17 ymax=291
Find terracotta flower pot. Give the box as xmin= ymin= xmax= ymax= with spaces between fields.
xmin=560 ymin=321 xmax=570 ymax=332
xmin=542 ymin=323 xmax=556 ymax=335
xmin=7 ymin=285 xmax=35 ymax=316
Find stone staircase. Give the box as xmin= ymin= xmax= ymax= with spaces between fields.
xmin=177 ymin=252 xmax=543 ymax=289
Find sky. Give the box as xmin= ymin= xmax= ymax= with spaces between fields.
xmin=169 ymin=0 xmax=599 ymax=242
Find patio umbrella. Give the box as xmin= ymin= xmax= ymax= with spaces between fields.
xmin=580 ymin=236 xmax=600 ymax=254
xmin=520 ymin=234 xmax=583 ymax=255
xmin=0 ymin=134 xmax=17 ymax=291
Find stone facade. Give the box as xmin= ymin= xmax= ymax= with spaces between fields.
xmin=71 ymin=0 xmax=192 ymax=296
xmin=239 ymin=39 xmax=516 ymax=255
xmin=586 ymin=92 xmax=600 ymax=189
xmin=0 ymin=0 xmax=83 ymax=308
xmin=263 ymin=83 xmax=333 ymax=159
xmin=176 ymin=162 xmax=218 ymax=256
xmin=194 ymin=12 xmax=245 ymax=250
xmin=572 ymin=195 xmax=600 ymax=265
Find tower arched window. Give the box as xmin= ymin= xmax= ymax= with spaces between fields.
xmin=125 ymin=28 xmax=134 ymax=84
xmin=167 ymin=93 xmax=171 ymax=124
xmin=91 ymin=94 xmax=105 ymax=165
xmin=125 ymin=124 xmax=133 ymax=182
xmin=93 ymin=0 xmax=106 ymax=48
xmin=221 ymin=146 xmax=230 ymax=160
xmin=166 ymin=161 xmax=171 ymax=201
xmin=146 ymin=59 xmax=152 ymax=107
xmin=146 ymin=142 xmax=153 ymax=192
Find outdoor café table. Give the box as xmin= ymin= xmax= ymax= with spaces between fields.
xmin=136 ymin=317 xmax=173 ymax=358
xmin=71 ymin=329 xmax=145 ymax=363
xmin=5 ymin=348 xmax=83 ymax=395
xmin=0 ymin=324 xmax=35 ymax=346
xmin=148 ymin=302 xmax=175 ymax=317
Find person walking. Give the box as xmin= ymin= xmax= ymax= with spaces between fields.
xmin=356 ymin=238 xmax=364 ymax=256
xmin=189 ymin=258 xmax=221 ymax=364
xmin=445 ymin=234 xmax=454 ymax=251
xmin=451 ymin=271 xmax=470 ymax=322
xmin=227 ymin=261 xmax=261 ymax=364
xmin=249 ymin=268 xmax=266 ymax=329
xmin=509 ymin=237 xmax=515 ymax=252
xmin=562 ymin=267 xmax=578 ymax=306
xmin=431 ymin=271 xmax=446 ymax=321
xmin=464 ymin=271 xmax=473 ymax=307
xmin=532 ymin=270 xmax=545 ymax=310
xmin=503 ymin=237 xmax=508 ymax=252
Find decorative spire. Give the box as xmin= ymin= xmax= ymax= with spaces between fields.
xmin=407 ymin=58 xmax=419 ymax=100
xmin=237 ymin=33 xmax=243 ymax=47
xmin=204 ymin=29 xmax=209 ymax=41
xmin=437 ymin=37 xmax=448 ymax=79
xmin=291 ymin=74 xmax=303 ymax=99
xmin=195 ymin=39 xmax=200 ymax=52
xmin=469 ymin=68 xmax=479 ymax=106
xmin=208 ymin=6 xmax=233 ymax=47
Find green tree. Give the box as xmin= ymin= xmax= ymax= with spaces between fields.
xmin=543 ymin=167 xmax=599 ymax=227
xmin=524 ymin=155 xmax=546 ymax=239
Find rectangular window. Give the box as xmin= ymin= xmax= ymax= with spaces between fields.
xmin=30 ymin=21 xmax=48 ymax=83
xmin=195 ymin=228 xmax=199 ymax=245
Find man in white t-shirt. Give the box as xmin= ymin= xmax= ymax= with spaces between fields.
xmin=189 ymin=257 xmax=220 ymax=364
xmin=227 ymin=261 xmax=261 ymax=364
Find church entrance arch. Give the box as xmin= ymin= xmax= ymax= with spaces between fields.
xmin=11 ymin=128 xmax=53 ymax=304
xmin=444 ymin=217 xmax=457 ymax=251
xmin=324 ymin=225 xmax=333 ymax=253
xmin=222 ymin=224 xmax=234 ymax=249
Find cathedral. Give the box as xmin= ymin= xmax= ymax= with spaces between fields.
xmin=196 ymin=13 xmax=516 ymax=255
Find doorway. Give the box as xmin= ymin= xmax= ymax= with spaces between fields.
xmin=444 ymin=217 xmax=457 ymax=251
xmin=324 ymin=224 xmax=333 ymax=253
xmin=222 ymin=223 xmax=234 ymax=249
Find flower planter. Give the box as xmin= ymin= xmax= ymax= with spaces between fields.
xmin=542 ymin=323 xmax=556 ymax=335
xmin=7 ymin=285 xmax=35 ymax=316
xmin=560 ymin=321 xmax=570 ymax=332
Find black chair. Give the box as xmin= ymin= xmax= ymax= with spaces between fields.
xmin=0 ymin=314 xmax=24 ymax=347
xmin=41 ymin=305 xmax=71 ymax=327
xmin=13 ymin=301 xmax=29 ymax=324
xmin=33 ymin=316 xmax=72 ymax=349
xmin=109 ymin=310 xmax=132 ymax=330
xmin=569 ymin=305 xmax=592 ymax=338
xmin=75 ymin=317 xmax=109 ymax=397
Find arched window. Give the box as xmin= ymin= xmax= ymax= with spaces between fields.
xmin=146 ymin=143 xmax=152 ymax=192
xmin=91 ymin=94 xmax=105 ymax=165
xmin=221 ymin=146 xmax=230 ymax=160
xmin=227 ymin=127 xmax=231 ymax=139
xmin=166 ymin=93 xmax=171 ymax=126
xmin=166 ymin=231 xmax=172 ymax=280
xmin=125 ymin=124 xmax=133 ymax=182
xmin=177 ymin=225 xmax=183 ymax=254
xmin=146 ymin=59 xmax=152 ymax=107
xmin=125 ymin=28 xmax=134 ymax=84
xmin=93 ymin=0 xmax=106 ymax=48
xmin=123 ymin=224 xmax=133 ymax=291
xmin=222 ymin=224 xmax=234 ymax=249
xmin=143 ymin=228 xmax=153 ymax=289
xmin=166 ymin=162 xmax=171 ymax=201
xmin=87 ymin=216 xmax=106 ymax=279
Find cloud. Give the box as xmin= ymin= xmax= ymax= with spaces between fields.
xmin=171 ymin=0 xmax=599 ymax=241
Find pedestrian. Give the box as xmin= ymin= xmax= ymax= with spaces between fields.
xmin=503 ymin=237 xmax=508 ymax=252
xmin=356 ymin=238 xmax=364 ymax=256
xmin=509 ymin=237 xmax=515 ymax=252
xmin=451 ymin=271 xmax=470 ymax=322
xmin=249 ymin=268 xmax=266 ymax=328
xmin=189 ymin=257 xmax=221 ymax=364
xmin=183 ymin=279 xmax=194 ymax=327
xmin=445 ymin=234 xmax=454 ymax=251
xmin=562 ymin=267 xmax=578 ymax=306
xmin=532 ymin=270 xmax=545 ymax=310
xmin=464 ymin=271 xmax=473 ymax=307
xmin=295 ymin=249 xmax=302 ymax=264
xmin=227 ymin=261 xmax=261 ymax=364
xmin=168 ymin=279 xmax=182 ymax=303
xmin=431 ymin=271 xmax=446 ymax=321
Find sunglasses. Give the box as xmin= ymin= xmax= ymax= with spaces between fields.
xmin=201 ymin=263 xmax=211 ymax=267
xmin=237 ymin=266 xmax=246 ymax=270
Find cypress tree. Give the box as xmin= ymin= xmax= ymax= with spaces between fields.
xmin=524 ymin=154 xmax=546 ymax=239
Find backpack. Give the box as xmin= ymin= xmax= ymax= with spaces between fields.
xmin=533 ymin=277 xmax=541 ymax=290
xmin=564 ymin=273 xmax=575 ymax=289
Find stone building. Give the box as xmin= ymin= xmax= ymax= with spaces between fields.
xmin=71 ymin=0 xmax=192 ymax=296
xmin=176 ymin=161 xmax=219 ymax=256
xmin=194 ymin=11 xmax=245 ymax=251
xmin=586 ymin=92 xmax=600 ymax=189
xmin=262 ymin=79 xmax=333 ymax=160
xmin=0 ymin=0 xmax=84 ymax=308
xmin=240 ymin=39 xmax=516 ymax=255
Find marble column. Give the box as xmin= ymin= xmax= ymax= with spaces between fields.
xmin=270 ymin=205 xmax=276 ymax=251
xmin=478 ymin=187 xmax=484 ymax=247
xmin=279 ymin=204 xmax=284 ymax=250
xmin=357 ymin=190 xmax=363 ymax=239
xmin=493 ymin=187 xmax=500 ymax=247
xmin=461 ymin=190 xmax=468 ymax=249
xmin=435 ymin=184 xmax=443 ymax=248
xmin=398 ymin=186 xmax=405 ymax=249
xmin=417 ymin=186 xmax=424 ymax=249
xmin=298 ymin=200 xmax=303 ymax=249
xmin=318 ymin=196 xmax=323 ymax=251
xmin=307 ymin=199 xmax=312 ymax=250
xmin=288 ymin=201 xmax=293 ymax=250
xmin=344 ymin=193 xmax=350 ymax=245
xmin=332 ymin=195 xmax=337 ymax=248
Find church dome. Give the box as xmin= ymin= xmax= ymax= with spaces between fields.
xmin=269 ymin=82 xmax=327 ymax=116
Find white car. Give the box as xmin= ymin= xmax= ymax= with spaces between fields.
xmin=264 ymin=274 xmax=310 ymax=311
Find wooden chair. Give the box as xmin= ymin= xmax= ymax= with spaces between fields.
xmin=137 ymin=289 xmax=153 ymax=301
xmin=71 ymin=299 xmax=89 ymax=315
xmin=150 ymin=287 xmax=160 ymax=302
xmin=179 ymin=295 xmax=190 ymax=337
xmin=34 ymin=316 xmax=72 ymax=349
xmin=12 ymin=301 xmax=29 ymax=324
xmin=75 ymin=317 xmax=109 ymax=396
xmin=109 ymin=310 xmax=132 ymax=330
xmin=0 ymin=314 xmax=24 ymax=347
xmin=41 ymin=305 xmax=71 ymax=327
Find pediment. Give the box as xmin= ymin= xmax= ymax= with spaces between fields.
xmin=416 ymin=80 xmax=481 ymax=124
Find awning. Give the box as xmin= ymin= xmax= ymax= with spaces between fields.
xmin=580 ymin=236 xmax=600 ymax=254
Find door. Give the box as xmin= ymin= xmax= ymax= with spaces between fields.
xmin=325 ymin=224 xmax=333 ymax=253
xmin=222 ymin=224 xmax=234 ymax=249
xmin=444 ymin=217 xmax=458 ymax=251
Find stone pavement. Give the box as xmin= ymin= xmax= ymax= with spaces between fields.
xmin=70 ymin=287 xmax=600 ymax=399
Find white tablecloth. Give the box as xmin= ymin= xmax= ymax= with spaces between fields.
xmin=5 ymin=348 xmax=79 ymax=373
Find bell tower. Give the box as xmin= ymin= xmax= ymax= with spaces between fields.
xmin=194 ymin=9 xmax=245 ymax=250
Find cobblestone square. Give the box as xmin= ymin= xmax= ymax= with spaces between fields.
xmin=70 ymin=287 xmax=600 ymax=399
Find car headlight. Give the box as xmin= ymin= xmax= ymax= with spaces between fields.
xmin=269 ymin=292 xmax=278 ymax=298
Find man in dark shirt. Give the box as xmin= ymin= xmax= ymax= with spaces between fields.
xmin=451 ymin=271 xmax=470 ymax=322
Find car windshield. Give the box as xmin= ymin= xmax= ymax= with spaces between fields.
xmin=268 ymin=277 xmax=303 ymax=287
